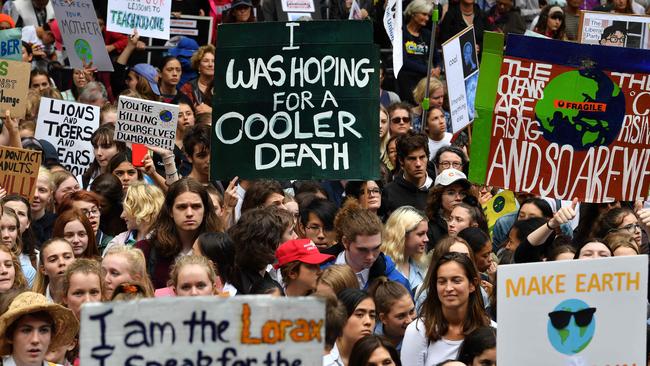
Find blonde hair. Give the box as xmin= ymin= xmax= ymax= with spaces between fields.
xmin=412 ymin=76 xmax=444 ymax=104
xmin=382 ymin=206 xmax=429 ymax=268
xmin=32 ymin=238 xmax=74 ymax=295
xmin=103 ymin=246 xmax=154 ymax=297
xmin=62 ymin=258 xmax=103 ymax=300
xmin=604 ymin=232 xmax=639 ymax=255
xmin=169 ymin=255 xmax=217 ymax=292
xmin=1 ymin=207 xmax=23 ymax=257
xmin=123 ymin=182 xmax=165 ymax=227
xmin=0 ymin=244 xmax=27 ymax=291
xmin=405 ymin=0 xmax=433 ymax=19
xmin=317 ymin=264 xmax=358 ymax=294
xmin=379 ymin=106 xmax=391 ymax=166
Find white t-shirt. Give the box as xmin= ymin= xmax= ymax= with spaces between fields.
xmin=428 ymin=133 xmax=453 ymax=161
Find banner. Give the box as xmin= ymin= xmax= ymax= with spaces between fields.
xmin=0 ymin=60 xmax=30 ymax=119
xmin=0 ymin=146 xmax=41 ymax=202
xmin=0 ymin=28 xmax=22 ymax=61
xmin=35 ymin=98 xmax=99 ymax=176
xmin=51 ymin=0 xmax=113 ymax=72
xmin=469 ymin=34 xmax=650 ymax=202
xmin=80 ymin=296 xmax=325 ymax=365
xmin=578 ymin=11 xmax=650 ymax=49
xmin=482 ymin=189 xmax=517 ymax=237
xmin=443 ymin=26 xmax=479 ymax=132
xmin=212 ymin=21 xmax=380 ymax=180
xmin=383 ymin=0 xmax=402 ymax=76
xmin=497 ymin=256 xmax=647 ymax=365
xmin=114 ymin=96 xmax=178 ymax=151
xmin=107 ymin=0 xmax=172 ymax=40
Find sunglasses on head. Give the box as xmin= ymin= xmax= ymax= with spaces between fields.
xmin=548 ymin=307 xmax=596 ymax=329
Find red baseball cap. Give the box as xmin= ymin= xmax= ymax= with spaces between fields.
xmin=274 ymin=239 xmax=334 ymax=269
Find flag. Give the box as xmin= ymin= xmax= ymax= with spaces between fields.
xmin=383 ymin=0 xmax=402 ymax=76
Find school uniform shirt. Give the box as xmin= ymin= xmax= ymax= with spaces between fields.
xmin=427 ymin=134 xmax=453 ymax=161
xmin=322 ymin=343 xmax=344 ymax=366
xmin=2 ymin=356 xmax=59 ymax=366
xmin=20 ymin=253 xmax=36 ymax=288
xmin=408 ymin=258 xmax=426 ymax=294
xmin=335 ymin=251 xmax=368 ymax=288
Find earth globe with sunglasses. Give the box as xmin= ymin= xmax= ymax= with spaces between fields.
xmin=547 ymin=298 xmax=597 ymax=355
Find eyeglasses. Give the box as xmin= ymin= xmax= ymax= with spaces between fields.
xmin=439 ymin=161 xmax=462 ymax=169
xmin=363 ymin=188 xmax=381 ymax=196
xmin=609 ymin=223 xmax=640 ymax=234
xmin=390 ymin=116 xmax=411 ymax=124
xmin=81 ymin=207 xmax=100 ymax=218
xmin=605 ymin=35 xmax=626 ymax=44
xmin=548 ymin=308 xmax=596 ymax=329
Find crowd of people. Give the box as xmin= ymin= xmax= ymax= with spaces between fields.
xmin=0 ymin=0 xmax=647 ymax=365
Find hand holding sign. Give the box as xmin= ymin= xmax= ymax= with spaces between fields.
xmin=636 ymin=207 xmax=650 ymax=235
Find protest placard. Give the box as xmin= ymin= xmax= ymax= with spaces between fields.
xmin=107 ymin=0 xmax=172 ymax=40
xmin=0 ymin=60 xmax=30 ymax=119
xmin=51 ymin=0 xmax=114 ymax=72
xmin=0 ymin=28 xmax=23 ymax=61
xmin=578 ymin=11 xmax=650 ymax=49
xmin=0 ymin=146 xmax=41 ymax=202
xmin=212 ymin=21 xmax=380 ymax=180
xmin=114 ymin=96 xmax=178 ymax=151
xmin=498 ymin=256 xmax=647 ymax=365
xmin=443 ymin=26 xmax=479 ymax=132
xmin=147 ymin=15 xmax=213 ymax=67
xmin=80 ymin=296 xmax=325 ymax=365
xmin=481 ymin=189 xmax=517 ymax=237
xmin=35 ymin=98 xmax=98 ymax=176
xmin=469 ymin=33 xmax=650 ymax=202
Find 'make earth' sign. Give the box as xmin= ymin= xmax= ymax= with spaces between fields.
xmin=211 ymin=21 xmax=380 ymax=180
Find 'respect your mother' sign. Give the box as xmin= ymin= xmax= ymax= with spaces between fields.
xmin=211 ymin=21 xmax=380 ymax=180
xmin=80 ymin=296 xmax=325 ymax=366
xmin=497 ymin=256 xmax=648 ymax=365
xmin=470 ymin=34 xmax=650 ymax=202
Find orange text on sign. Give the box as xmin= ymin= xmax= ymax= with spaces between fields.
xmin=240 ymin=303 xmax=322 ymax=344
xmin=553 ymin=99 xmax=607 ymax=112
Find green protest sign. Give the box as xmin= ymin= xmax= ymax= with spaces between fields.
xmin=212 ymin=21 xmax=380 ymax=180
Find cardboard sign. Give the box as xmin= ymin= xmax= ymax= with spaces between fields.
xmin=51 ymin=0 xmax=114 ymax=72
xmin=0 ymin=60 xmax=30 ymax=119
xmin=443 ymin=26 xmax=479 ymax=132
xmin=79 ymin=296 xmax=325 ymax=366
xmin=0 ymin=28 xmax=23 ymax=61
xmin=497 ymin=256 xmax=648 ymax=365
xmin=35 ymin=98 xmax=99 ymax=176
xmin=212 ymin=21 xmax=380 ymax=180
xmin=482 ymin=189 xmax=517 ymax=237
xmin=0 ymin=146 xmax=41 ymax=202
xmin=578 ymin=11 xmax=650 ymax=49
xmin=114 ymin=96 xmax=178 ymax=151
xmin=107 ymin=0 xmax=172 ymax=40
xmin=469 ymin=33 xmax=650 ymax=202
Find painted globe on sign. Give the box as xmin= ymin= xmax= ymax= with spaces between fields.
xmin=74 ymin=39 xmax=93 ymax=64
xmin=534 ymin=68 xmax=626 ymax=151
xmin=547 ymin=298 xmax=596 ymax=355
xmin=159 ymin=110 xmax=174 ymax=126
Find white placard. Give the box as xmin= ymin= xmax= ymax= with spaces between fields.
xmin=579 ymin=11 xmax=650 ymax=49
xmin=35 ymin=98 xmax=99 ymax=175
xmin=115 ymin=96 xmax=179 ymax=151
xmin=497 ymin=256 xmax=648 ymax=365
xmin=80 ymin=296 xmax=325 ymax=365
xmin=107 ymin=0 xmax=172 ymax=40
xmin=281 ymin=0 xmax=315 ymax=13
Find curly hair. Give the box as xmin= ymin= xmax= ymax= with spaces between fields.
xmin=191 ymin=44 xmax=215 ymax=71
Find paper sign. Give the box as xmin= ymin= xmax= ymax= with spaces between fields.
xmin=482 ymin=189 xmax=517 ymax=237
xmin=497 ymin=256 xmax=647 ymax=365
xmin=383 ymin=0 xmax=402 ymax=76
xmin=578 ymin=11 xmax=650 ymax=49
xmin=107 ymin=0 xmax=172 ymax=40
xmin=281 ymin=0 xmax=315 ymax=12
xmin=0 ymin=28 xmax=23 ymax=61
xmin=0 ymin=146 xmax=41 ymax=202
xmin=51 ymin=0 xmax=114 ymax=72
xmin=35 ymin=98 xmax=99 ymax=176
xmin=0 ymin=60 xmax=30 ymax=119
xmin=443 ymin=26 xmax=479 ymax=132
xmin=79 ymin=296 xmax=325 ymax=365
xmin=114 ymin=96 xmax=178 ymax=151
xmin=212 ymin=21 xmax=380 ymax=180
xmin=349 ymin=0 xmax=362 ymax=20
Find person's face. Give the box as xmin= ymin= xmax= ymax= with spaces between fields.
xmin=438 ymin=151 xmax=463 ymax=171
xmin=0 ymin=214 xmax=18 ymax=248
xmin=54 ymin=176 xmax=80 ymax=205
xmin=475 ymin=242 xmax=492 ymax=273
xmin=400 ymin=148 xmax=428 ymax=183
xmin=126 ymin=71 xmax=138 ymax=92
xmin=101 ymin=110 xmax=117 ymax=125
xmin=367 ymin=347 xmax=396 ymax=366
xmin=63 ymin=220 xmax=88 ymax=257
xmin=360 ymin=181 xmax=381 ymax=211
xmin=547 ymin=12 xmax=563 ymax=31
xmin=412 ymin=12 xmax=430 ymax=27
xmin=387 ymin=139 xmax=397 ymax=167
xmin=94 ymin=141 xmax=118 ymax=169
xmin=178 ymin=104 xmax=195 ymax=133
xmin=21 ymin=44 xmax=32 ymax=63
xmin=64 ymin=272 xmax=102 ymax=319
xmin=345 ymin=233 xmax=382 ymax=273
xmin=504 ymin=228 xmax=520 ymax=251
xmin=72 ymin=200 xmax=100 ymax=235
xmin=447 ymin=206 xmax=474 ymax=236
xmin=292 ymin=263 xmax=322 ymax=293
xmin=578 ymin=242 xmax=611 ymax=259
xmin=0 ymin=21 xmax=12 ymax=31
xmin=618 ymin=213 xmax=642 ymax=247
xmin=342 ymin=298 xmax=375 ymax=344
xmin=172 ymin=192 xmax=205 ymax=232
xmin=161 ymin=59 xmax=181 ymax=87
xmin=281 ymin=223 xmax=298 ymax=243
xmin=112 ymin=162 xmax=139 ymax=191
xmin=3 ymin=201 xmax=30 ymax=235
xmin=389 ymin=109 xmax=411 ymax=136
xmin=554 ymin=251 xmax=575 ymax=261
xmin=189 ymin=144 xmax=210 ymax=177
xmin=72 ymin=69 xmax=88 ymax=89
xmin=199 ymin=52 xmax=215 ymax=77
xmin=303 ymin=213 xmax=336 ymax=250
xmin=613 ymin=0 xmax=627 ymax=10
xmin=0 ymin=250 xmax=15 ymax=293
xmin=379 ymin=110 xmax=389 ymax=139
xmin=472 ymin=348 xmax=496 ymax=366
xmin=517 ymin=203 xmax=544 ymax=221
xmin=208 ymin=192 xmax=224 ymax=218
xmin=31 ymin=74 xmax=50 ymax=91
xmin=427 ymin=108 xmax=446 ymax=137
xmin=496 ymin=0 xmax=513 ymax=12
xmin=40 ymin=241 xmax=74 ymax=281
xmin=436 ymin=261 xmax=475 ymax=310
xmin=175 ymin=264 xmax=214 ymax=296
xmin=11 ymin=315 xmax=52 ymax=366
xmin=441 ymin=184 xmax=467 ymax=214
xmin=285 ymin=201 xmax=299 ymax=224
xmin=233 ymin=5 xmax=252 ymax=22
xmin=120 ymin=208 xmax=137 ymax=231
xmin=380 ymin=294 xmax=415 ymax=339
xmin=101 ymin=254 xmax=134 ymax=300
xmin=404 ymin=220 xmax=428 ymax=257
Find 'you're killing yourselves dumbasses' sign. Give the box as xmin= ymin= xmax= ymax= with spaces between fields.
xmin=212 ymin=21 xmax=380 ymax=180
